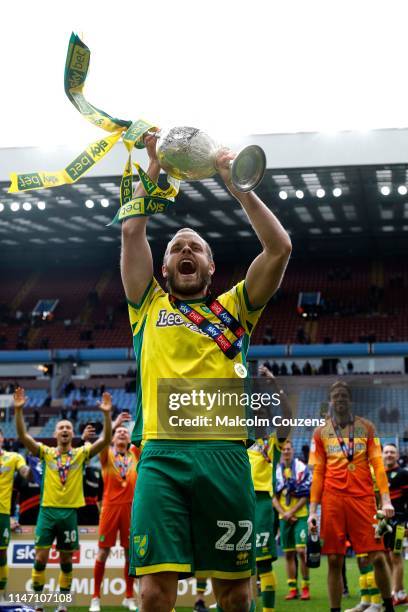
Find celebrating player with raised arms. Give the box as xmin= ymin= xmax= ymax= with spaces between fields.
xmin=308 ymin=381 xmax=395 ymax=612
xmin=14 ymin=387 xmax=112 ymax=612
xmin=121 ymin=134 xmax=291 ymax=612
xmin=89 ymin=412 xmax=140 ymax=612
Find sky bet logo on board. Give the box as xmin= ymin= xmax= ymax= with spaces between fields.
xmin=12 ymin=543 xmax=80 ymax=565
xmin=12 ymin=543 xmax=36 ymax=563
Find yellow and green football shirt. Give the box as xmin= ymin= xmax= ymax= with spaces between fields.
xmin=0 ymin=451 xmax=25 ymax=514
xmin=128 ymin=278 xmax=265 ymax=444
xmin=248 ymin=434 xmax=283 ymax=494
xmin=38 ymin=444 xmax=90 ymax=508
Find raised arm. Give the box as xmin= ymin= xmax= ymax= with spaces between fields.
xmin=89 ymin=392 xmax=113 ymax=458
xmin=13 ymin=387 xmax=41 ymax=456
xmin=259 ymin=365 xmax=292 ymax=442
xmin=120 ymin=134 xmax=159 ymax=304
xmin=111 ymin=411 xmax=131 ymax=432
xmin=216 ymin=150 xmax=292 ymax=307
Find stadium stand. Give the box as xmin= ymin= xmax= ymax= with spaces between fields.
xmin=1 ymin=258 xmax=407 ymax=351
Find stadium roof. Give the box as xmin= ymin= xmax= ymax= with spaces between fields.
xmin=1 ymin=129 xmax=408 ymax=260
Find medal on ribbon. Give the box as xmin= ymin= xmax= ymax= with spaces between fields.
xmin=282 ymin=466 xmax=293 ymax=506
xmin=260 ymin=439 xmax=271 ymax=463
xmin=331 ymin=417 xmax=355 ymax=470
xmin=56 ymin=449 xmax=73 ymax=487
xmin=169 ymin=294 xmax=247 ymax=360
xmin=114 ymin=450 xmax=129 ymax=481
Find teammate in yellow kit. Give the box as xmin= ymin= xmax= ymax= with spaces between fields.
xmin=247 ymin=365 xmax=290 ymax=612
xmin=273 ymin=439 xmax=311 ymax=600
xmin=0 ymin=426 xmax=30 ymax=600
xmin=14 ymin=387 xmax=112 ymax=612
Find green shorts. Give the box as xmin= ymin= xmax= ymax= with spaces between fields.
xmin=35 ymin=507 xmax=79 ymax=551
xmin=130 ymin=440 xmax=256 ymax=579
xmin=280 ymin=516 xmax=308 ymax=551
xmin=0 ymin=514 xmax=10 ymax=549
xmin=254 ymin=492 xmax=277 ymax=562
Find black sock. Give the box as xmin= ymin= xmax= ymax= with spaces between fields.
xmin=383 ymin=597 xmax=394 ymax=612
xmin=330 ymin=608 xmax=341 ymax=612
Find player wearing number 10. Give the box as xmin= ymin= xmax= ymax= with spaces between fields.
xmin=121 ymin=135 xmax=291 ymax=611
xmin=14 ymin=387 xmax=112 ymax=612
xmin=0 ymin=427 xmax=30 ymax=602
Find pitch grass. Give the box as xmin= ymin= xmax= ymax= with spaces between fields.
xmin=67 ymin=556 xmax=408 ymax=611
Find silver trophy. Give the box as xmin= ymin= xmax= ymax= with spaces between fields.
xmin=152 ymin=127 xmax=266 ymax=192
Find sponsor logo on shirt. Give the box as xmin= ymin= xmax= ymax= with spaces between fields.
xmin=326 ymin=441 xmax=367 ymax=455
xmin=155 ymin=309 xmax=227 ymax=337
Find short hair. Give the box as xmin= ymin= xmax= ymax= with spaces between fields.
xmin=163 ymin=228 xmax=214 ymax=264
xmin=329 ymin=381 xmax=352 ymax=399
xmin=55 ymin=419 xmax=73 ymax=429
xmin=383 ymin=442 xmax=398 ymax=449
xmin=113 ymin=425 xmax=130 ymax=435
xmin=282 ymin=439 xmax=293 ymax=447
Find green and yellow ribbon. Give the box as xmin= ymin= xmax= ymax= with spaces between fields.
xmin=9 ymin=132 xmax=122 ymax=192
xmin=64 ymin=33 xmax=131 ymax=134
xmin=9 ymin=32 xmax=180 ymax=223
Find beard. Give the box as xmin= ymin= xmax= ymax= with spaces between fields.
xmin=166 ymin=267 xmax=212 ymax=297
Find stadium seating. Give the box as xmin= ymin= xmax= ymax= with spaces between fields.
xmin=24 ymin=389 xmax=48 ymax=408
xmin=63 ymin=388 xmax=136 ymax=411
xmin=39 ymin=416 xmax=60 ymax=436
xmin=1 ymin=258 xmax=408 ymax=349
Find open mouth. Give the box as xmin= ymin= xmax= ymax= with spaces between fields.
xmin=178 ymin=259 xmax=197 ymax=275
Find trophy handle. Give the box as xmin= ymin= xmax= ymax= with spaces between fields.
xmin=230 ymin=145 xmax=266 ymax=192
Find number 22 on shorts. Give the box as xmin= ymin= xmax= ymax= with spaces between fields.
xmin=215 ymin=520 xmax=253 ymax=551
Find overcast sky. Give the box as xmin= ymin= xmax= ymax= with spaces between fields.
xmin=2 ymin=0 xmax=408 ymax=149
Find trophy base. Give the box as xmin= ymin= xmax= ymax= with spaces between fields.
xmin=230 ymin=145 xmax=266 ymax=192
